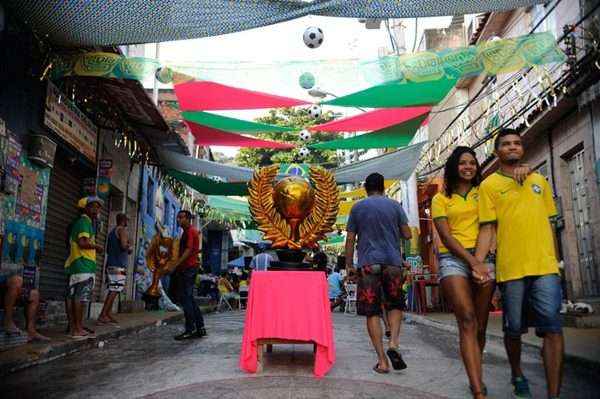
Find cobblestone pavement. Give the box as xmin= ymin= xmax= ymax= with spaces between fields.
xmin=1 ymin=311 xmax=598 ymax=398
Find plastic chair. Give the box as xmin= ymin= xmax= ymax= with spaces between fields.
xmin=344 ymin=283 xmax=358 ymax=315
xmin=217 ymin=292 xmax=236 ymax=312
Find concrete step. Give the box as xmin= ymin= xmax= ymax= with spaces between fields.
xmin=563 ymin=313 xmax=600 ymax=328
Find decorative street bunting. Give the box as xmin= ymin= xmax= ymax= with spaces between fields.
xmin=182 ymin=111 xmax=294 ymax=134
xmin=175 ymin=81 xmax=309 ymax=111
xmin=310 ymin=106 xmax=431 ymax=133
xmin=311 ymin=115 xmax=427 ymax=149
xmin=186 ymin=121 xmax=295 ymax=148
xmin=322 ymin=79 xmax=457 ymax=108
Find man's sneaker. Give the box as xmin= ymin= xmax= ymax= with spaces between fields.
xmin=511 ymin=376 xmax=532 ymax=398
xmin=196 ymin=327 xmax=207 ymax=338
xmin=174 ymin=331 xmax=198 ymax=341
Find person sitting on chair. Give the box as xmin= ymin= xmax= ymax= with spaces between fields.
xmin=218 ymin=272 xmax=239 ymax=309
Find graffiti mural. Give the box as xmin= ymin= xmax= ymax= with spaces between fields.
xmin=0 ymin=131 xmax=50 ymax=291
xmin=133 ymin=167 xmax=181 ymax=310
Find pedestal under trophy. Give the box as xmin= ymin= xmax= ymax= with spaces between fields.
xmin=248 ymin=165 xmax=340 ymax=269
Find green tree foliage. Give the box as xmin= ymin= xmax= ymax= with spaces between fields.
xmin=234 ymin=107 xmax=341 ymax=168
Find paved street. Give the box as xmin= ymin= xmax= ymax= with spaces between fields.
xmin=1 ymin=311 xmax=598 ymax=399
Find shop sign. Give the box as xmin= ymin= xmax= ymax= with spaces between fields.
xmin=44 ymin=81 xmax=98 ymax=163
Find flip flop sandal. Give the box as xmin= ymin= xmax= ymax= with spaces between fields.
xmin=386 ymin=348 xmax=407 ymax=370
xmin=372 ymin=364 xmax=390 ymax=374
xmin=5 ymin=327 xmax=24 ymax=336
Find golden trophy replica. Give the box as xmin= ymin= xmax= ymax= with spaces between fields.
xmin=143 ymin=225 xmax=179 ymax=309
xmin=249 ymin=165 xmax=339 ymax=269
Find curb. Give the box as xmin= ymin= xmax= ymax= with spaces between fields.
xmin=405 ymin=313 xmax=600 ymax=371
xmin=0 ymin=305 xmax=216 ymax=377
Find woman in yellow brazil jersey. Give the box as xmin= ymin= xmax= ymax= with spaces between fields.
xmin=431 ymin=147 xmax=529 ymax=399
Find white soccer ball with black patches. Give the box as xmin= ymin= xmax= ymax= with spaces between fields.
xmin=303 ymin=26 xmax=324 ymax=49
xmin=307 ymin=104 xmax=322 ymax=119
xmin=299 ymin=129 xmax=311 ymax=141
xmin=298 ymin=147 xmax=311 ymax=158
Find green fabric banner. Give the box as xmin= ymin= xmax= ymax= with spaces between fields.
xmin=167 ymin=169 xmax=249 ymax=196
xmin=360 ymin=32 xmax=565 ymax=83
xmin=322 ymin=79 xmax=457 ymax=108
xmin=182 ymin=111 xmax=294 ymax=134
xmin=207 ymin=196 xmax=251 ymax=216
xmin=50 ymin=32 xmax=564 ymax=89
xmin=310 ymin=115 xmax=426 ymax=150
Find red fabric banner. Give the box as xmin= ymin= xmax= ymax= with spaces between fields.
xmin=240 ymin=271 xmax=335 ymax=378
xmin=186 ymin=121 xmax=294 ymax=148
xmin=175 ymin=80 xmax=310 ymax=110
xmin=309 ymin=106 xmax=431 ymax=132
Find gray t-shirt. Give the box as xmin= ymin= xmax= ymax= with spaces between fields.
xmin=346 ymin=195 xmax=408 ymax=268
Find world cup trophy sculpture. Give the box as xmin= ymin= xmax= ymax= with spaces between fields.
xmin=143 ymin=224 xmax=179 ymax=309
xmin=248 ymin=165 xmax=340 ymax=268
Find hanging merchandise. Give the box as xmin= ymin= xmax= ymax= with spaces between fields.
xmin=155 ymin=66 xmax=174 ymax=83
xmin=310 ymin=106 xmax=431 ymax=132
xmin=299 ymin=72 xmax=316 ymax=89
xmin=303 ymin=26 xmax=324 ymax=49
xmin=185 ymin=121 xmax=295 ymax=148
xmin=181 ymin=111 xmax=294 ymax=134
xmin=322 ymin=78 xmax=457 ymax=108
xmin=166 ymin=169 xmax=249 ymax=196
xmin=174 ymin=80 xmax=309 ymax=111
xmin=310 ymin=115 xmax=427 ymax=150
xmin=307 ymin=104 xmax=322 ymax=119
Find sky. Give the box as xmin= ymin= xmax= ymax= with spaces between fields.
xmin=139 ymin=15 xmax=453 ymax=156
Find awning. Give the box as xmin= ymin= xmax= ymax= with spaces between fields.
xmin=334 ymin=142 xmax=426 ymax=183
xmin=167 ymin=169 xmax=249 ymax=196
xmin=8 ymin=1 xmax=547 ymax=46
xmin=159 ymin=149 xmax=254 ymax=182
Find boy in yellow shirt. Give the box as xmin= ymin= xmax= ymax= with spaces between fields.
xmin=478 ymin=129 xmax=562 ymax=399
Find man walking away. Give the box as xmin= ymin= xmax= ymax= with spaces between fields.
xmin=65 ymin=196 xmax=104 ymax=339
xmin=98 ymin=213 xmax=131 ymax=325
xmin=345 ymin=173 xmax=412 ymax=374
xmin=478 ymin=129 xmax=563 ymax=399
xmin=171 ymin=210 xmax=205 ymax=340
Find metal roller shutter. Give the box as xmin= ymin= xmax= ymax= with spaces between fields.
xmin=39 ymin=155 xmax=86 ymax=300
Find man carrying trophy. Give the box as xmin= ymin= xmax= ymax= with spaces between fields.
xmin=170 ymin=210 xmax=206 ymax=341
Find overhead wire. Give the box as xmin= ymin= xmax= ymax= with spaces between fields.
xmin=419 ymin=0 xmax=600 ymax=177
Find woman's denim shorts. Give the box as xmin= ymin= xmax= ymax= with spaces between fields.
xmin=437 ymin=250 xmax=495 ymax=281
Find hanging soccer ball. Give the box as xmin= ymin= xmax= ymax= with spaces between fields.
xmin=299 ymin=147 xmax=311 ymax=158
xmin=299 ymin=72 xmax=316 ymax=89
xmin=303 ymin=26 xmax=324 ymax=49
xmin=299 ymin=130 xmax=312 ymax=141
xmin=307 ymin=104 xmax=322 ymax=119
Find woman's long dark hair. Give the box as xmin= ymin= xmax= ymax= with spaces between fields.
xmin=444 ymin=146 xmax=482 ymax=197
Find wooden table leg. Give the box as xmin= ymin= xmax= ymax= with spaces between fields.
xmin=257 ymin=343 xmax=264 ymax=373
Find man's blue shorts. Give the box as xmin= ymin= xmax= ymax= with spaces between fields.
xmin=499 ymin=274 xmax=562 ymax=337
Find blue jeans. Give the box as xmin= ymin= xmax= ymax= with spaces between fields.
xmin=500 ymin=274 xmax=562 ymax=337
xmin=177 ymin=268 xmax=204 ymax=333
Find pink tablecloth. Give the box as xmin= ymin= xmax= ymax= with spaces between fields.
xmin=239 ymin=271 xmax=336 ymax=377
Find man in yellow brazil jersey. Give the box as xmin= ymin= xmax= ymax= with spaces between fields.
xmin=477 ymin=129 xmax=563 ymax=399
